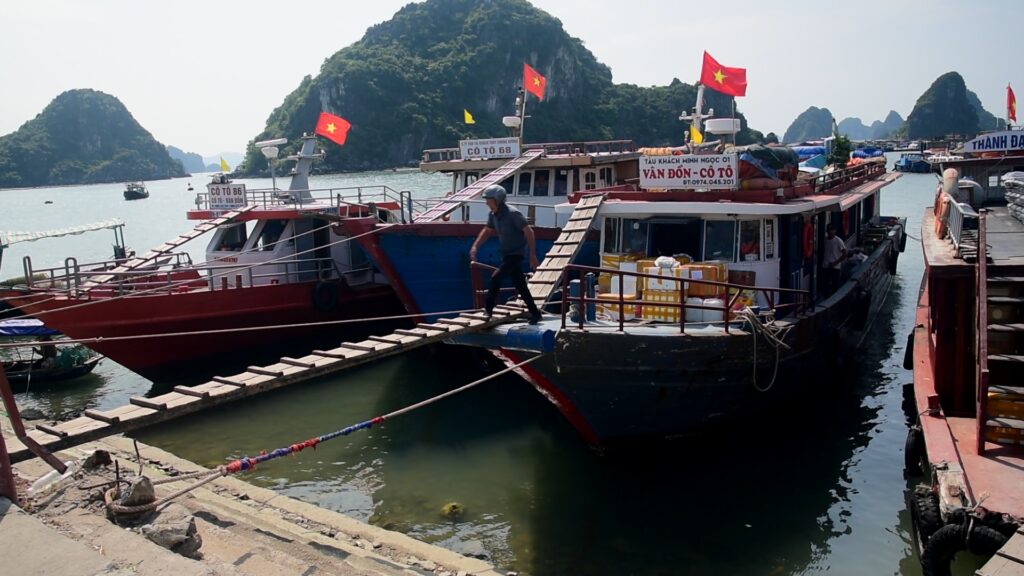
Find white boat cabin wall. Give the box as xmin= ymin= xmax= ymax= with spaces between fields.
xmin=205 ymin=218 xmax=375 ymax=289
xmin=450 ymin=164 xmax=620 ymax=228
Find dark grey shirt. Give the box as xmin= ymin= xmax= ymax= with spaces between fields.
xmin=486 ymin=204 xmax=528 ymax=256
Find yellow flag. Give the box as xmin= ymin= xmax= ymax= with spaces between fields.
xmin=220 ymin=157 xmax=230 ymax=172
xmin=690 ymin=125 xmax=704 ymax=145
xmin=463 ymin=109 xmax=475 ymax=124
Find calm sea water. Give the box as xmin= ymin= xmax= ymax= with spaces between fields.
xmin=0 ymin=159 xmax=984 ymax=575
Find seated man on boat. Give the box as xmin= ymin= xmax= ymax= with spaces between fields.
xmin=469 ymin=185 xmax=543 ymax=324
xmin=822 ymin=223 xmax=847 ymax=296
xmin=34 ymin=335 xmax=58 ymax=369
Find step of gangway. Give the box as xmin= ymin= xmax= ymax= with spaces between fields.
xmin=4 ymin=304 xmax=530 ymax=463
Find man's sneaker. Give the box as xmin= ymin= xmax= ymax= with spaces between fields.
xmin=528 ymin=312 xmax=543 ymax=325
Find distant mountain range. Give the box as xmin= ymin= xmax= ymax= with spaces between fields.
xmin=783 ymin=71 xmax=1006 ymax=143
xmin=0 ymin=89 xmax=185 ymax=188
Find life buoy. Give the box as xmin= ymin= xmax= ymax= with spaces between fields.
xmin=441 ymin=213 xmax=450 ymax=222
xmin=802 ymin=221 xmax=814 ymax=259
xmin=312 ymin=282 xmax=338 ymax=312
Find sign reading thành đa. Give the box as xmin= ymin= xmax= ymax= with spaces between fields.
xmin=209 ymin=183 xmax=247 ymax=210
xmin=963 ymin=130 xmax=1024 ymax=154
xmin=639 ymin=154 xmax=739 ymax=189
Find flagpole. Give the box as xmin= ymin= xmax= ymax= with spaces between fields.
xmin=731 ymin=97 xmax=736 ymax=147
xmin=518 ymin=88 xmax=528 ymax=150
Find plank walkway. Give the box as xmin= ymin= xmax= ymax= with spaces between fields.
xmin=413 ymin=149 xmax=544 ymax=223
xmin=6 ymin=303 xmax=531 ymax=463
xmin=6 ymin=195 xmax=604 ymax=464
xmin=979 ymin=525 xmax=1024 ymax=575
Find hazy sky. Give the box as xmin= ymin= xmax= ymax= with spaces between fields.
xmin=2 ymin=0 xmax=1021 ymax=156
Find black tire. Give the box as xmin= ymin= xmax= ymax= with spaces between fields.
xmin=911 ymin=490 xmax=943 ymax=543
xmin=903 ymin=331 xmax=915 ymax=370
xmin=922 ymin=523 xmax=1008 ymax=576
xmin=905 ymin=425 xmax=925 ymax=476
xmin=888 ymin=249 xmax=899 ymax=275
xmin=853 ymin=289 xmax=871 ymax=330
xmin=312 ymin=282 xmax=338 ymax=312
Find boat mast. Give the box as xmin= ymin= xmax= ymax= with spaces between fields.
xmin=679 ymin=83 xmax=714 ymax=151
xmin=285 ymin=135 xmax=323 ymax=203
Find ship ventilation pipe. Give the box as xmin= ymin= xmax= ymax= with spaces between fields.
xmin=957 ymin=179 xmax=984 ymax=206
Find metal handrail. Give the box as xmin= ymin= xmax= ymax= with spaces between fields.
xmin=976 ymin=212 xmax=990 ymax=454
xmin=558 ymin=263 xmax=811 ymax=334
xmin=421 ymin=139 xmax=638 ymax=163
xmin=944 ymin=194 xmax=979 ymax=252
xmin=193 ymin=185 xmax=410 ymax=212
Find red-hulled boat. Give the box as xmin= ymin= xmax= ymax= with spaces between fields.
xmin=906 ymin=135 xmax=1024 ymax=573
xmin=1 ymin=135 xmax=407 ymax=381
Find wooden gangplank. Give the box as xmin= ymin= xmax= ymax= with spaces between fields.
xmin=978 ymin=525 xmax=1024 ymax=575
xmin=527 ymin=194 xmax=605 ymax=303
xmin=5 ymin=304 xmax=530 ymax=463
xmin=413 ymin=149 xmax=545 ymax=223
xmin=82 ymin=206 xmax=256 ymax=290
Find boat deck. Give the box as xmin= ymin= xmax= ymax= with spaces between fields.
xmin=946 ymin=416 xmax=1024 ymax=517
xmin=922 ymin=206 xmax=1024 ymax=275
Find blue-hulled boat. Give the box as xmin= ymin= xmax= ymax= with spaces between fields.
xmin=894 ymin=153 xmax=930 ymax=173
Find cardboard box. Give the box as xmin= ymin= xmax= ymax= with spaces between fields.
xmin=641 ymin=289 xmax=682 ymax=323
xmin=597 ymin=293 xmax=638 ymax=321
xmin=644 ymin=266 xmax=688 ymax=291
xmin=684 ymin=264 xmax=720 ymax=297
xmin=609 ymin=262 xmax=638 ymax=296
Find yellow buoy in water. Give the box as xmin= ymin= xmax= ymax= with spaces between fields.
xmin=441 ymin=502 xmax=464 ymax=520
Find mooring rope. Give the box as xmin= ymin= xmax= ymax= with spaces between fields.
xmin=104 ymin=355 xmax=543 ymax=515
xmin=0 ymin=306 xmax=486 ymax=350
xmin=736 ymin=307 xmax=791 ymax=393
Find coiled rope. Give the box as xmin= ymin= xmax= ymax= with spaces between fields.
xmin=104 ymin=354 xmax=542 ymax=515
xmin=735 ymin=307 xmax=791 ymax=393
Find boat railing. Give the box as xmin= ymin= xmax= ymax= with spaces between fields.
xmin=556 ymin=264 xmax=812 ymax=333
xmin=975 ymin=212 xmax=990 ymax=454
xmin=469 ymin=262 xmax=520 ymax=309
xmin=420 ymin=139 xmax=638 ymax=163
xmin=194 ymin=185 xmax=432 ymax=222
xmin=944 ymin=193 xmax=979 ymax=254
xmin=809 ymin=162 xmax=886 ymax=194
xmin=21 ymin=254 xmax=364 ymax=296
xmin=21 ymin=252 xmax=195 ymax=294
xmin=413 ymin=196 xmax=563 ymax=225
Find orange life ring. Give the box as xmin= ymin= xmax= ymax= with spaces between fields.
xmin=441 ymin=213 xmax=450 ymax=222
xmin=802 ymin=221 xmax=814 ymax=259
xmin=935 ymin=196 xmax=949 ymax=239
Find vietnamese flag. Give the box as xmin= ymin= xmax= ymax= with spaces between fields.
xmin=314 ymin=112 xmax=351 ymax=146
xmin=523 ymin=63 xmax=546 ymax=101
xmin=1009 ymin=84 xmax=1017 ymax=123
xmin=700 ymin=51 xmax=747 ymax=97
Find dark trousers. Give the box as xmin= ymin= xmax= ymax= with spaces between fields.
xmin=823 ymin=267 xmax=841 ymax=296
xmin=485 ymin=255 xmax=540 ymax=315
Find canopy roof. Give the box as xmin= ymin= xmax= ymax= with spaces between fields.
xmin=0 ymin=219 xmax=123 ymax=248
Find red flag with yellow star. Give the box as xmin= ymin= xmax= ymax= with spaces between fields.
xmin=1009 ymin=84 xmax=1017 ymax=123
xmin=314 ymin=112 xmax=351 ymax=146
xmin=523 ymin=63 xmax=546 ymax=101
xmin=700 ymin=52 xmax=746 ymax=97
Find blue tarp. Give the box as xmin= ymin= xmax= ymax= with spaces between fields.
xmin=800 ymin=154 xmax=827 ymax=170
xmin=0 ymin=319 xmax=61 ymax=337
xmin=791 ymin=146 xmax=826 ymax=161
xmin=852 ymin=147 xmax=885 ymax=158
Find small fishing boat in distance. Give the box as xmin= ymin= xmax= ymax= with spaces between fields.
xmin=0 ymin=319 xmax=101 ymax=391
xmin=123 ymin=181 xmax=149 ymax=200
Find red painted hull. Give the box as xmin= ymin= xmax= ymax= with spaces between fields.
xmin=5 ymin=281 xmax=405 ymax=381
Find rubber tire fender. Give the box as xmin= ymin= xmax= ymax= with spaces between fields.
xmin=921 ymin=523 xmax=1007 ymax=576
xmin=911 ymin=489 xmax=943 ymax=544
xmin=312 ymin=281 xmax=339 ymax=312
xmin=905 ymin=425 xmax=925 ymax=476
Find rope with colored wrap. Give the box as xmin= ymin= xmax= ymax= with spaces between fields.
xmin=104 ymin=355 xmax=543 ymax=514
xmin=224 ymin=354 xmax=542 ymax=473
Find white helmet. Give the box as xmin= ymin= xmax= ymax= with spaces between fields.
xmin=481 ymin=184 xmax=507 ymax=204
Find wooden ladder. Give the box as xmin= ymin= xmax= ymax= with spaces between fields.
xmin=982 ymin=274 xmax=1024 ymax=447
xmin=526 ymin=194 xmax=605 ymax=304
xmin=82 ymin=206 xmax=256 ymax=291
xmin=413 ymin=149 xmax=545 ymax=223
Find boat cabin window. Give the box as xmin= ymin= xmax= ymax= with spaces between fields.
xmin=499 ymin=176 xmax=514 ymax=197
xmin=648 ymin=218 xmax=702 ymax=259
xmin=216 ymin=223 xmax=248 ymax=251
xmin=533 ymin=170 xmax=550 ymax=196
xmin=603 ymin=218 xmax=620 ymax=253
xmin=622 ymin=219 xmax=648 ymax=253
xmin=739 ymin=220 xmax=761 ymax=261
xmin=554 ymin=169 xmax=568 ymax=196
xmin=600 ymin=167 xmax=613 ymax=187
xmin=254 ymin=219 xmax=289 ymax=251
xmin=704 ymin=220 xmax=736 ymax=262
xmin=517 ymin=172 xmax=534 ymax=196
xmin=581 ymin=169 xmax=598 ymax=190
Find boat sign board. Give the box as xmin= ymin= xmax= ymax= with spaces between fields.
xmin=459 ymin=137 xmax=520 ymax=160
xmin=639 ymin=154 xmax=738 ymax=189
xmin=208 ymin=183 xmax=247 ymax=210
xmin=963 ymin=130 xmax=1024 ymax=154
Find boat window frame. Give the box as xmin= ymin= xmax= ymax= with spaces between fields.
xmin=248 ymin=219 xmax=292 ymax=252
xmin=702 ymin=218 xmax=737 ymax=263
